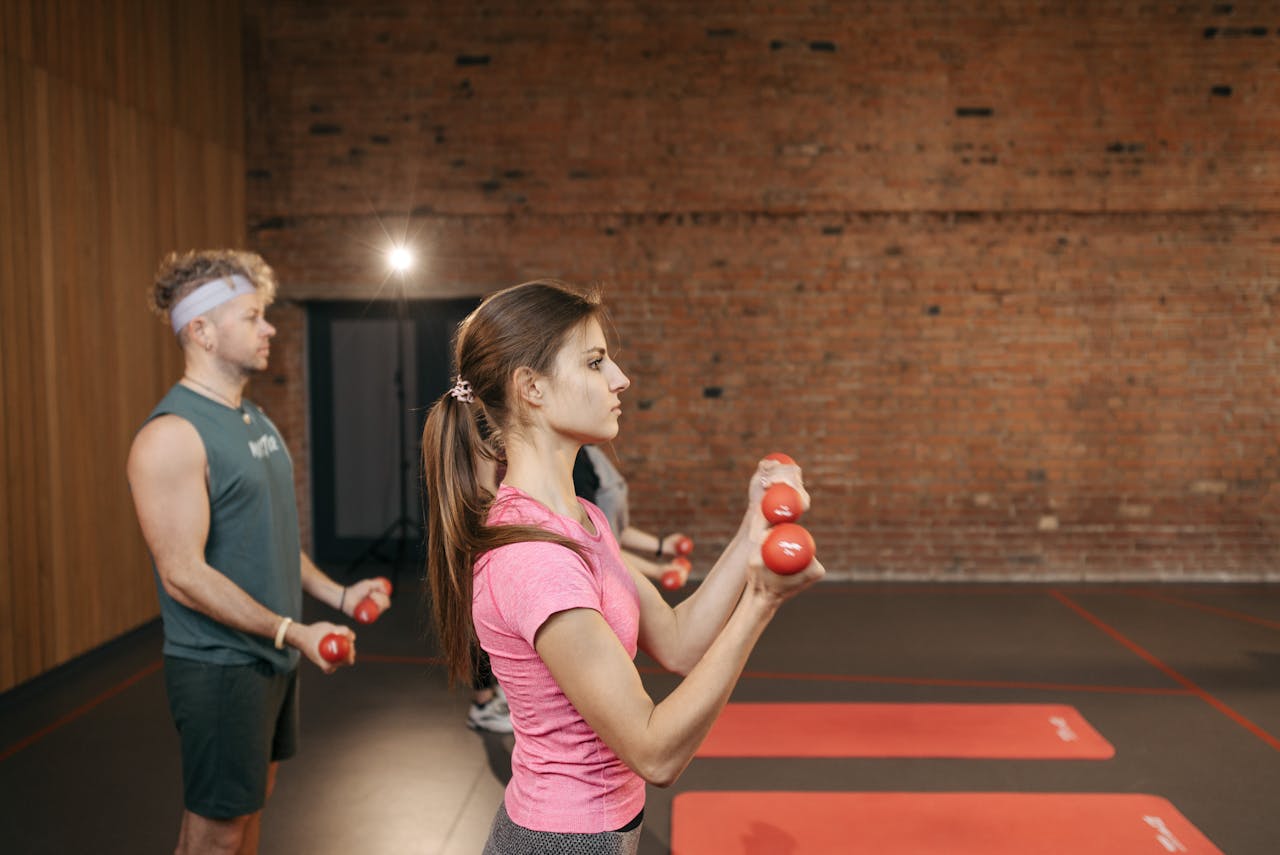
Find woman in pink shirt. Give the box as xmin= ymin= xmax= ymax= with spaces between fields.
xmin=421 ymin=280 xmax=823 ymax=854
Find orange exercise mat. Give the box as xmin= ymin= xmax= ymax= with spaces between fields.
xmin=696 ymin=703 xmax=1114 ymax=758
xmin=671 ymin=792 xmax=1223 ymax=854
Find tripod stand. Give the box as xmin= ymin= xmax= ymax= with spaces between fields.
xmin=346 ymin=294 xmax=421 ymax=586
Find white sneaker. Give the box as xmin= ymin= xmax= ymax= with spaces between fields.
xmin=467 ymin=694 xmax=513 ymax=733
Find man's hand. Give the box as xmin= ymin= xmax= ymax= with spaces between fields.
xmin=288 ymin=621 xmax=356 ymax=673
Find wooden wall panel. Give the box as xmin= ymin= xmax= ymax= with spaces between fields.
xmin=0 ymin=0 xmax=245 ymax=692
xmin=0 ymin=56 xmax=56 ymax=686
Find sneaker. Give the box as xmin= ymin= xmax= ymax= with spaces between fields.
xmin=467 ymin=694 xmax=513 ymax=733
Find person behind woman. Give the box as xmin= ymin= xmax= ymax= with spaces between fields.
xmin=421 ymin=280 xmax=823 ymax=853
xmin=573 ymin=444 xmax=694 ymax=586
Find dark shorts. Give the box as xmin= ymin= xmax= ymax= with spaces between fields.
xmin=163 ymin=656 xmax=299 ymax=820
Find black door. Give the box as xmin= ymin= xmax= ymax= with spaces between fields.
xmin=307 ymin=297 xmax=480 ymax=569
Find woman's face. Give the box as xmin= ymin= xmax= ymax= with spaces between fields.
xmin=540 ymin=317 xmax=630 ymax=444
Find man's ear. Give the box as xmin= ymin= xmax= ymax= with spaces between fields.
xmin=512 ymin=366 xmax=544 ymax=407
xmin=189 ymin=316 xmax=215 ymax=351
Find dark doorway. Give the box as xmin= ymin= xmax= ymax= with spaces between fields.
xmin=307 ymin=297 xmax=481 ymax=570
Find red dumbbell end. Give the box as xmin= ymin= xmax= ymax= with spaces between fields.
xmin=353 ymin=597 xmax=381 ymax=625
xmin=662 ymin=557 xmax=692 ymax=590
xmin=762 ymin=523 xmax=815 ymax=575
xmin=674 ymin=536 xmax=694 ymax=556
xmin=319 ymin=633 xmax=351 ymax=663
xmin=762 ymin=482 xmax=803 ymax=525
xmin=764 ymin=452 xmax=796 ymax=465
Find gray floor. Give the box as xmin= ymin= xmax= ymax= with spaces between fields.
xmin=2 ymin=578 xmax=1279 ymax=853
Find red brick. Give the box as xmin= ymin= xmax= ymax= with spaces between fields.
xmin=241 ymin=3 xmax=1280 ymax=579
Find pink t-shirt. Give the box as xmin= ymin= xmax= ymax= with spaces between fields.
xmin=473 ymin=485 xmax=644 ymax=833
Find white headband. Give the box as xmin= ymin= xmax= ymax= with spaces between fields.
xmin=170 ymin=274 xmax=257 ymax=334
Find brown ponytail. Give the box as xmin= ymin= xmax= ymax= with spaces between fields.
xmin=421 ymin=280 xmax=605 ymax=684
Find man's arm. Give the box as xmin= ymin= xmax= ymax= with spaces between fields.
xmin=127 ymin=415 xmax=351 ymax=671
xmin=619 ymin=525 xmax=691 ymax=559
xmin=300 ymin=552 xmax=391 ymax=617
xmin=619 ymin=549 xmax=667 ymax=582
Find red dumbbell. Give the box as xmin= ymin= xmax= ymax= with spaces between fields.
xmin=319 ymin=632 xmax=352 ymax=663
xmin=354 ymin=598 xmax=381 ymax=624
xmin=673 ymin=535 xmax=694 ymax=557
xmin=761 ymin=523 xmax=815 ymax=575
xmin=661 ymin=556 xmax=692 ymax=591
xmin=353 ymin=577 xmax=393 ymax=624
xmin=764 ymin=452 xmax=796 ymax=465
xmin=762 ymin=482 xmax=803 ymax=525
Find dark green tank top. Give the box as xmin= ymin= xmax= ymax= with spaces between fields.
xmin=145 ymin=384 xmax=302 ymax=671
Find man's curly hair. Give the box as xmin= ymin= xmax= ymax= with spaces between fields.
xmin=150 ymin=249 xmax=278 ymax=321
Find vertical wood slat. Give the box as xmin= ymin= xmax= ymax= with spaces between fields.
xmin=0 ymin=77 xmax=9 ymax=690
xmin=0 ymin=55 xmax=24 ymax=691
xmin=0 ymin=55 xmax=52 ymax=685
xmin=0 ymin=0 xmax=35 ymax=62
xmin=0 ymin=0 xmax=245 ymax=692
xmin=35 ymin=64 xmax=66 ymax=664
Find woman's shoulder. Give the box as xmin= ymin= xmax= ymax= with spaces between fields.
xmin=488 ymin=485 xmax=560 ymax=527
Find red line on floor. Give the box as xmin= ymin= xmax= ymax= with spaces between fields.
xmin=636 ymin=665 xmax=1190 ymax=696
xmin=0 ymin=659 xmax=162 ymax=764
xmin=1052 ymin=590 xmax=1280 ymax=752
xmin=1124 ymin=589 xmax=1280 ymax=631
xmin=818 ymin=584 xmax=1081 ymax=596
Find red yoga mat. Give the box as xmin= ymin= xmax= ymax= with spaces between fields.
xmin=671 ymin=792 xmax=1223 ymax=854
xmin=696 ymin=703 xmax=1114 ymax=759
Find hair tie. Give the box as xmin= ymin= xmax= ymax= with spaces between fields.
xmin=449 ymin=378 xmax=475 ymax=404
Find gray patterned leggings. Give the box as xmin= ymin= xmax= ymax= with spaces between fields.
xmin=481 ymin=802 xmax=643 ymax=855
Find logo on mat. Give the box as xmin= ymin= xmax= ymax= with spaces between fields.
xmin=1143 ymin=815 xmax=1188 ymax=852
xmin=1048 ymin=715 xmax=1078 ymax=743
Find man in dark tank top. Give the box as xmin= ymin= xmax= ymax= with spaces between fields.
xmin=126 ymin=249 xmax=392 ymax=855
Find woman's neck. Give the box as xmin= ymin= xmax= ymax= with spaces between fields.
xmin=501 ymin=437 xmax=585 ymax=523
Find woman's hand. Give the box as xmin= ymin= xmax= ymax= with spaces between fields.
xmin=742 ymin=498 xmax=825 ymax=605
xmin=746 ymin=455 xmax=810 ymax=519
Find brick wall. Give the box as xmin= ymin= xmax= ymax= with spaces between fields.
xmin=243 ymin=1 xmax=1279 ymax=579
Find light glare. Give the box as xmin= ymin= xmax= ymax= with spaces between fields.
xmin=388 ymin=246 xmax=413 ymax=272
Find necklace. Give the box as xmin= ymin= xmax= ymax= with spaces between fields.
xmin=183 ymin=374 xmax=251 ymax=424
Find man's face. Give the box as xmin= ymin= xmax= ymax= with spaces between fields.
xmin=209 ymin=292 xmax=276 ymax=373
